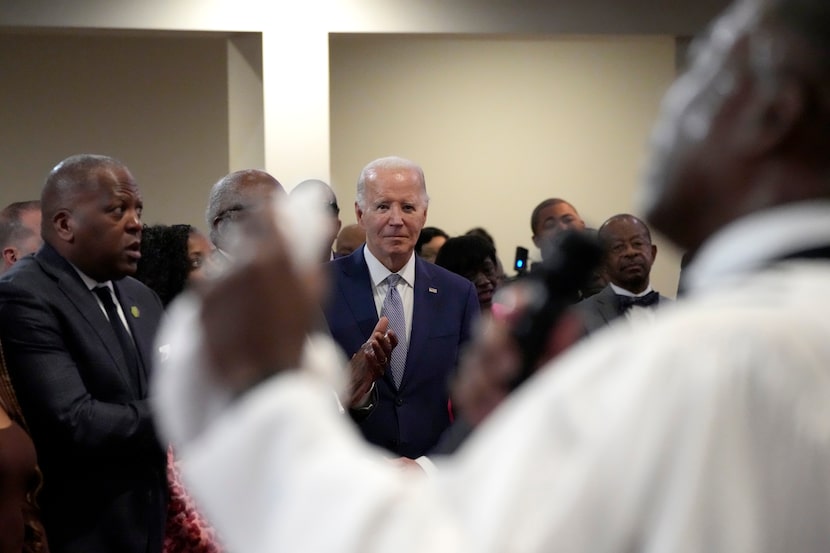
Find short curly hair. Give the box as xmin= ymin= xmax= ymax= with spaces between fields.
xmin=135 ymin=224 xmax=193 ymax=307
xmin=434 ymin=234 xmax=496 ymax=281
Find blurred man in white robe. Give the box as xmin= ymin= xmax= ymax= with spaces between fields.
xmin=153 ymin=0 xmax=830 ymax=551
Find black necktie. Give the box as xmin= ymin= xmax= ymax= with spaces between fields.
xmin=92 ymin=286 xmax=141 ymax=390
xmin=618 ymin=290 xmax=660 ymax=313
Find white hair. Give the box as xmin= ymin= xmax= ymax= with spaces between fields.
xmin=355 ymin=156 xmax=429 ymax=209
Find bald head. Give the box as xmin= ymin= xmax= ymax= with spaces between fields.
xmin=292 ymin=179 xmax=338 ymax=211
xmin=598 ymin=214 xmax=652 ymax=244
xmin=40 ymin=154 xmax=143 ymax=281
xmin=640 ymin=0 xmax=830 ymax=252
xmin=335 ymin=223 xmax=366 ymax=257
xmin=292 ymin=179 xmax=342 ymax=261
xmin=206 ymin=169 xmax=285 ymax=250
xmin=41 ymin=154 xmax=124 ymax=238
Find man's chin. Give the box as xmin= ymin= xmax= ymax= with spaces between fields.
xmin=622 ymin=266 xmax=646 ymax=277
xmin=618 ymin=278 xmax=648 ymax=292
xmin=382 ymin=243 xmax=414 ymax=255
xmin=118 ymin=261 xmax=139 ymax=278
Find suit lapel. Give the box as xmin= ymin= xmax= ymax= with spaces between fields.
xmin=342 ymin=248 xmax=381 ymax=341
xmin=595 ymin=286 xmax=622 ymax=324
xmin=37 ymin=245 xmax=141 ymax=397
xmin=113 ymin=282 xmax=148 ymax=396
xmin=400 ymin=257 xmax=432 ymax=390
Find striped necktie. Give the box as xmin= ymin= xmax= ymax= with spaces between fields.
xmin=381 ymin=274 xmax=408 ymax=387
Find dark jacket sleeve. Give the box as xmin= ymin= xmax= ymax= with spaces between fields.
xmin=0 ymin=281 xmax=161 ymax=459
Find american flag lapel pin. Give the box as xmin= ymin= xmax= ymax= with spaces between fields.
xmin=428 ymin=287 xmax=438 ymax=294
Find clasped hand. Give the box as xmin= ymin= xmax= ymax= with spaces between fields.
xmin=345 ymin=317 xmax=398 ymax=407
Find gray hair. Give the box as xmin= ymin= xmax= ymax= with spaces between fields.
xmin=355 ymin=156 xmax=429 ymax=209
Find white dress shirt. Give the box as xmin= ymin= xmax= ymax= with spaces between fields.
xmin=363 ymin=245 xmax=416 ymax=344
xmin=74 ymin=267 xmax=132 ymax=335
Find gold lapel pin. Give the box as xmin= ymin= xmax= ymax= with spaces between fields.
xmin=130 ymin=306 xmax=140 ymax=318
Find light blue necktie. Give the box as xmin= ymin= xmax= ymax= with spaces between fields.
xmin=381 ymin=273 xmax=408 ymax=388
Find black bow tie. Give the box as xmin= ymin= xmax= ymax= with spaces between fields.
xmin=618 ymin=290 xmax=660 ymax=313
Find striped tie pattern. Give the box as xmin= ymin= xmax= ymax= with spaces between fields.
xmin=381 ymin=273 xmax=408 ymax=387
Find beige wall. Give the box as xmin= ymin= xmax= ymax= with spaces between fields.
xmin=0 ymin=0 xmax=724 ymax=295
xmin=0 ymin=0 xmax=727 ymax=191
xmin=0 ymin=33 xmax=232 ymax=232
xmin=330 ymin=34 xmax=682 ymax=295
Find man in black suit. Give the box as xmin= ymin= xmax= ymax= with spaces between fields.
xmin=575 ymin=213 xmax=670 ymax=333
xmin=0 ymin=154 xmax=167 ymax=553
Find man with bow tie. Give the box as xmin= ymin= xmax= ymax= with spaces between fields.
xmin=575 ymin=214 xmax=671 ymax=334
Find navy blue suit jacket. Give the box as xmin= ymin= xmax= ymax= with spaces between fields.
xmin=323 ymin=247 xmax=479 ymax=458
xmin=0 ymin=243 xmax=167 ymax=553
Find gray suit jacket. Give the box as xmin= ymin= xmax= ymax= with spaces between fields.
xmin=575 ymin=284 xmax=673 ymax=335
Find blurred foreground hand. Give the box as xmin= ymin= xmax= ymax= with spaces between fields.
xmin=199 ymin=207 xmax=321 ymax=394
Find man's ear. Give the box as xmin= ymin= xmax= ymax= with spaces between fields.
xmin=53 ymin=210 xmax=74 ymax=242
xmin=651 ymin=244 xmax=658 ymax=261
xmin=2 ymin=246 xmax=17 ymax=267
xmin=531 ymin=234 xmax=541 ymax=250
xmin=354 ymin=202 xmax=364 ymax=225
xmin=740 ymin=72 xmax=808 ymax=157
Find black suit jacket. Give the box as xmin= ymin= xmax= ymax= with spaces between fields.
xmin=575 ymin=284 xmax=673 ymax=334
xmin=323 ymin=248 xmax=479 ymax=458
xmin=0 ymin=243 xmax=167 ymax=553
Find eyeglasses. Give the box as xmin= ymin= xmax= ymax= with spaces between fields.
xmin=214 ymin=200 xmax=339 ymax=236
xmin=213 ymin=205 xmax=253 ymax=235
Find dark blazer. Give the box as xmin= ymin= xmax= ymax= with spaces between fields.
xmin=0 ymin=243 xmax=167 ymax=553
xmin=323 ymin=247 xmax=479 ymax=458
xmin=575 ymin=284 xmax=673 ymax=334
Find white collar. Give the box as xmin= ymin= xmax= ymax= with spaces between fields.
xmin=72 ymin=265 xmax=114 ymax=293
xmin=685 ymin=201 xmax=830 ymax=291
xmin=609 ymin=282 xmax=654 ymax=298
xmin=363 ymin=245 xmax=416 ymax=288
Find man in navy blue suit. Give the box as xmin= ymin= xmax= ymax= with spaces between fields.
xmin=323 ymin=156 xmax=479 ymax=459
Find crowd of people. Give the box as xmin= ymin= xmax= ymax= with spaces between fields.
xmin=1 ymin=0 xmax=830 ymax=551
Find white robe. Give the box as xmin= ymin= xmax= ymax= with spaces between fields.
xmin=153 ymin=201 xmax=830 ymax=553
